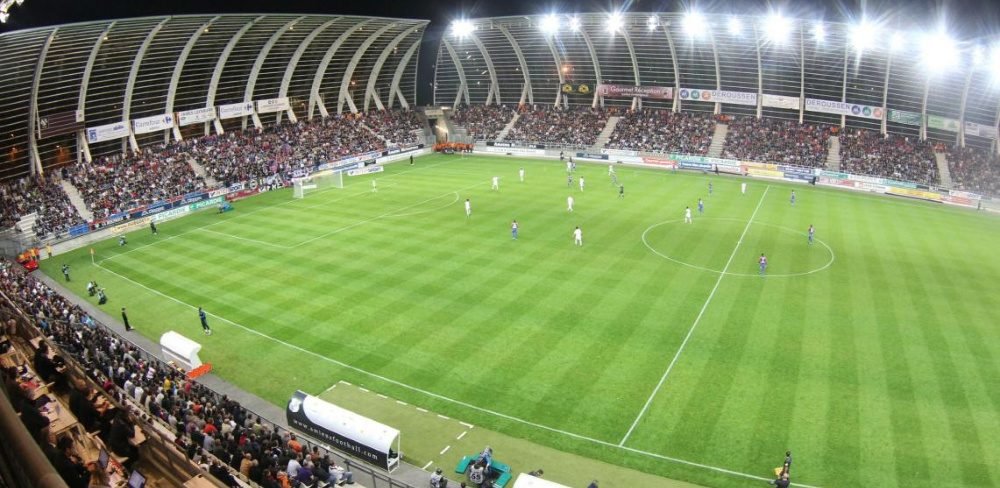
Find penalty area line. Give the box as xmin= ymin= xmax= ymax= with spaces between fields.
xmin=619 ymin=185 xmax=771 ymax=447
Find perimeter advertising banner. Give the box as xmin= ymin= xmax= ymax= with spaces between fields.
xmin=177 ymin=107 xmax=217 ymax=126
xmin=218 ymin=102 xmax=255 ymax=120
xmin=132 ymin=113 xmax=174 ymax=135
xmin=597 ymin=84 xmax=672 ymax=99
xmin=926 ymin=114 xmax=960 ymax=132
xmin=964 ymin=121 xmax=999 ymax=140
xmin=887 ymin=109 xmax=922 ymax=127
xmin=678 ymin=88 xmax=757 ymax=106
xmin=805 ymin=98 xmax=884 ymax=120
xmin=761 ymin=94 xmax=800 ymax=110
xmin=38 ymin=110 xmax=85 ymax=139
xmin=256 ymin=97 xmax=290 ymax=114
xmin=86 ymin=121 xmax=129 ymax=143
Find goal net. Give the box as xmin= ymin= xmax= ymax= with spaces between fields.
xmin=293 ymin=169 xmax=344 ymax=199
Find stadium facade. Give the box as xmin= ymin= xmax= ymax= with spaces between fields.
xmin=0 ymin=14 xmax=428 ymax=180
xmin=433 ymin=13 xmax=1000 ymax=150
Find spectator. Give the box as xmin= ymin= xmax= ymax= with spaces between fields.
xmin=607 ymin=110 xmax=716 ymax=155
xmin=722 ymin=117 xmax=832 ymax=167
xmin=506 ymin=106 xmax=613 ymax=148
xmin=450 ymin=105 xmax=516 ymax=141
xmin=840 ymin=130 xmax=938 ymax=185
xmin=947 ymin=146 xmax=1000 ymax=197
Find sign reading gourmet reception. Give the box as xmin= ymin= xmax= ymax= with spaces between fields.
xmin=596 ymin=84 xmax=673 ymax=99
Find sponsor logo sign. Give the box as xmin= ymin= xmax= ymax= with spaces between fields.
xmin=886 ymin=187 xmax=942 ymax=202
xmin=678 ymin=88 xmax=757 ymax=106
xmin=747 ymin=168 xmax=785 ymax=178
xmin=926 ymin=114 xmax=960 ymax=132
xmin=603 ymin=148 xmax=638 ymax=157
xmin=38 ymin=110 xmax=85 ymax=139
xmin=576 ymin=152 xmax=609 ymax=160
xmin=132 ymin=113 xmax=174 ymax=135
xmin=761 ymin=94 xmax=800 ymax=110
xmin=86 ymin=121 xmax=129 ymax=143
xmin=597 ymin=84 xmax=673 ymax=99
xmin=804 ymin=98 xmax=884 ymax=120
xmin=218 ymin=102 xmax=255 ymax=120
xmin=887 ymin=109 xmax=922 ymax=127
xmin=256 ymin=97 xmax=291 ymax=114
xmin=177 ymin=107 xmax=216 ymax=126
xmin=347 ymin=166 xmax=385 ymax=176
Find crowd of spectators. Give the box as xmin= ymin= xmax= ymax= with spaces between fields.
xmin=505 ymin=106 xmax=614 ymax=147
xmin=67 ymin=144 xmax=205 ymax=220
xmin=0 ymin=259 xmax=360 ymax=487
xmin=840 ymin=130 xmax=939 ymax=185
xmin=946 ymin=146 xmax=1000 ymax=197
xmin=449 ymin=104 xmax=516 ymax=141
xmin=361 ymin=109 xmax=424 ymax=146
xmin=722 ymin=117 xmax=833 ymax=168
xmin=605 ymin=110 xmax=716 ymax=155
xmin=0 ymin=177 xmax=86 ymax=239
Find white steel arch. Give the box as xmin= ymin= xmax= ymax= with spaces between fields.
xmin=468 ymin=32 xmax=502 ymax=105
xmin=957 ymin=68 xmax=975 ymax=147
xmin=28 ymin=30 xmax=57 ymax=176
xmin=309 ymin=19 xmax=371 ymax=119
xmin=76 ymin=21 xmax=116 ymax=163
xmin=441 ymin=37 xmax=471 ymax=109
xmin=277 ymin=17 xmax=340 ymax=124
xmin=207 ymin=17 xmax=261 ymax=134
xmin=619 ymin=27 xmax=643 ymax=110
xmin=123 ymin=18 xmax=169 ymax=153
xmin=245 ymin=16 xmax=304 ymax=129
xmin=661 ymin=26 xmax=681 ymax=112
xmin=543 ymin=35 xmax=566 ymax=107
xmin=364 ymin=24 xmax=423 ymax=112
xmin=166 ymin=16 xmax=219 ymax=142
xmin=576 ymin=28 xmax=603 ymax=108
xmin=388 ymin=38 xmax=421 ymax=109
xmin=498 ymin=24 xmax=532 ymax=106
xmin=336 ymin=23 xmax=396 ymax=114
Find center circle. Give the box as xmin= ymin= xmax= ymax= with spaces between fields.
xmin=641 ymin=218 xmax=835 ymax=278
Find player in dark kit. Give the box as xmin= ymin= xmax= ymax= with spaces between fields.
xmin=199 ymin=307 xmax=212 ymax=335
xmin=150 ymin=221 xmax=158 ymax=235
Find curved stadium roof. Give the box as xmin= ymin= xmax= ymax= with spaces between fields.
xmin=433 ymin=12 xmax=1000 ymax=149
xmin=0 ymin=14 xmax=428 ymax=180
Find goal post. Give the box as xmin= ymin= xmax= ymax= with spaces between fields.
xmin=292 ymin=169 xmax=344 ymax=199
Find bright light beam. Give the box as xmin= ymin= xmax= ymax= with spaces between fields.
xmin=764 ymin=13 xmax=791 ymax=44
xmin=683 ymin=11 xmax=707 ymax=38
xmin=607 ymin=12 xmax=623 ymax=34
xmin=728 ymin=17 xmax=742 ymax=36
xmin=850 ymin=21 xmax=878 ymax=52
xmin=540 ymin=14 xmax=560 ymax=34
xmin=451 ymin=20 xmax=475 ymax=38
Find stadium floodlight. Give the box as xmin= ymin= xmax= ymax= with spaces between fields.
xmin=920 ymin=31 xmax=958 ymax=72
xmin=991 ymin=45 xmax=1000 ymax=81
xmin=607 ymin=12 xmax=623 ymax=34
xmin=647 ymin=15 xmax=659 ymax=31
xmin=890 ymin=32 xmax=906 ymax=51
xmin=971 ymin=45 xmax=985 ymax=66
xmin=727 ymin=17 xmax=743 ymax=36
xmin=451 ymin=19 xmax=475 ymax=38
xmin=683 ymin=11 xmax=707 ymax=38
xmin=0 ymin=11 xmax=7 ymax=23
xmin=850 ymin=20 xmax=878 ymax=52
xmin=569 ymin=16 xmax=581 ymax=32
xmin=764 ymin=13 xmax=792 ymax=44
xmin=540 ymin=14 xmax=560 ymax=34
xmin=812 ymin=22 xmax=825 ymax=43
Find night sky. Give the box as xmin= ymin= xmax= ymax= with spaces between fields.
xmin=2 ymin=0 xmax=997 ymax=105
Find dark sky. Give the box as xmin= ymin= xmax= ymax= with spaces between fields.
xmin=2 ymin=0 xmax=997 ymax=105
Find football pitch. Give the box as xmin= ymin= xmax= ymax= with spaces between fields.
xmin=42 ymin=154 xmax=1000 ymax=487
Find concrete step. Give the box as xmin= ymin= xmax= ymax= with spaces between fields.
xmin=494 ymin=113 xmax=520 ymax=142
xmin=59 ymin=179 xmax=93 ymax=222
xmin=936 ymin=151 xmax=953 ymax=187
xmin=707 ymin=123 xmax=728 ymax=158
xmin=590 ymin=116 xmax=621 ymax=153
xmin=826 ymin=136 xmax=841 ymax=171
xmin=187 ymin=159 xmax=218 ymax=188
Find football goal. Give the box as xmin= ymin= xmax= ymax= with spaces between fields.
xmin=293 ymin=169 xmax=344 ymax=199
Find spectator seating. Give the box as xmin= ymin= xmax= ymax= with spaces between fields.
xmin=0 ymin=178 xmax=85 ymax=239
xmin=722 ymin=117 xmax=832 ymax=167
xmin=947 ymin=146 xmax=1000 ymax=197
xmin=606 ymin=110 xmax=715 ymax=155
xmin=450 ymin=105 xmax=516 ymax=141
xmin=840 ymin=130 xmax=939 ymax=185
xmin=505 ymin=106 xmax=613 ymax=147
xmin=362 ymin=108 xmax=424 ymax=146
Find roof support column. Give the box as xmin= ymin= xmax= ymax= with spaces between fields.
xmin=577 ymin=28 xmax=603 ymax=109
xmin=207 ymin=17 xmax=261 ymax=135
xmin=277 ymin=18 xmax=340 ymax=124
xmin=840 ymin=40 xmax=849 ymax=128
xmin=309 ymin=20 xmax=371 ymax=119
xmin=498 ymin=25 xmax=532 ymax=106
xmin=76 ymin=22 xmax=116 ymax=164
xmin=388 ymin=39 xmax=420 ymax=109
xmin=880 ymin=52 xmax=893 ymax=135
xmin=469 ymin=33 xmax=501 ymax=105
xmin=543 ymin=35 xmax=565 ymax=107
xmin=245 ymin=17 xmax=303 ymax=129
xmin=621 ymin=28 xmax=642 ymax=110
xmin=441 ymin=37 xmax=470 ymax=109
xmin=920 ymin=77 xmax=930 ymax=141
xmin=123 ymin=18 xmax=169 ymax=153
xmin=28 ymin=30 xmax=57 ymax=177
xmin=957 ymin=67 xmax=974 ymax=148
xmin=663 ymin=27 xmax=681 ymax=113
xmin=337 ymin=23 xmax=396 ymax=114
xmin=753 ymin=24 xmax=764 ymax=119
xmin=364 ymin=24 xmax=423 ymax=112
xmin=166 ymin=17 xmax=218 ymax=142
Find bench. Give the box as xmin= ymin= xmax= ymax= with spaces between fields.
xmin=454 ymin=455 xmax=513 ymax=488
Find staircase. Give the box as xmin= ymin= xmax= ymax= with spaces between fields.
xmin=59 ymin=180 xmax=93 ymax=222
xmin=935 ymin=152 xmax=953 ymax=187
xmin=707 ymin=123 xmax=728 ymax=158
xmin=14 ymin=213 xmax=38 ymax=235
xmin=187 ymin=159 xmax=218 ymax=188
xmin=826 ymin=136 xmax=842 ymax=171
xmin=494 ymin=113 xmax=520 ymax=142
xmin=359 ymin=122 xmax=390 ymax=144
xmin=590 ymin=116 xmax=621 ymax=153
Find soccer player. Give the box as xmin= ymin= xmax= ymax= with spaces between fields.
xmin=519 ymin=167 xmax=525 ymax=182
xmin=567 ymin=174 xmax=573 ymax=187
xmin=492 ymin=176 xmax=499 ymax=190
xmin=608 ymin=164 xmax=615 ymax=176
xmin=199 ymin=307 xmax=212 ymax=335
xmin=808 ymin=224 xmax=815 ymax=244
xmin=759 ymin=253 xmax=768 ymax=275
xmin=371 ymin=179 xmax=377 ymax=193
xmin=790 ymin=190 xmax=796 ymax=206
xmin=685 ymin=206 xmax=692 ymax=224
xmin=566 ymin=160 xmax=572 ymax=173
xmin=465 ymin=198 xmax=472 ymax=218
xmin=573 ymin=226 xmax=583 ymax=246
xmin=708 ymin=181 xmax=713 ymax=195
xmin=511 ymin=220 xmax=518 ymax=240
xmin=567 ymin=195 xmax=574 ymax=212
xmin=150 ymin=221 xmax=158 ymax=235
xmin=697 ymin=198 xmax=704 ymax=214
xmin=61 ymin=264 xmax=70 ymax=282
xmin=579 ymin=176 xmax=585 ymax=192
xmin=741 ymin=182 xmax=747 ymax=195
xmin=618 ymin=184 xmax=624 ymax=199
xmin=409 ymin=154 xmax=414 ymax=165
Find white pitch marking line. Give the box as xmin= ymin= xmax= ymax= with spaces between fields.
xmin=439 ymin=445 xmax=451 ymax=455
xmin=459 ymin=422 xmax=474 ymax=429
xmin=456 ymin=431 xmax=467 ymax=441
xmin=359 ymin=387 xmax=369 ymax=393
xmin=619 ymin=185 xmax=771 ymax=447
xmin=198 ymin=227 xmax=293 ymax=249
xmin=422 ymin=461 xmax=433 ymax=470
xmin=323 ymin=384 xmax=337 ymax=393
xmin=377 ymin=394 xmax=388 ymax=399
xmin=416 ymin=407 xmax=429 ymax=413
xmin=437 ymin=414 xmax=450 ymax=420
xmin=339 ymin=380 xmax=352 ymax=386
xmin=396 ymin=400 xmax=408 ymax=406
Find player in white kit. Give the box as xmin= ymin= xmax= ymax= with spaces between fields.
xmin=741 ymin=182 xmax=747 ymax=195
xmin=573 ymin=226 xmax=583 ymax=246
xmin=685 ymin=206 xmax=692 ymax=224
xmin=519 ymin=167 xmax=525 ymax=182
xmin=492 ymin=176 xmax=499 ymax=190
xmin=465 ymin=198 xmax=472 ymax=218
xmin=567 ymin=195 xmax=574 ymax=212
xmin=579 ymin=176 xmax=585 ymax=192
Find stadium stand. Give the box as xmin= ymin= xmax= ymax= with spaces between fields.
xmin=947 ymin=146 xmax=1000 ymax=197
xmin=505 ymin=106 xmax=614 ymax=148
xmin=839 ymin=130 xmax=940 ymax=185
xmin=0 ymin=178 xmax=85 ymax=239
xmin=605 ymin=110 xmax=716 ymax=155
xmin=449 ymin=105 xmax=516 ymax=141
xmin=721 ymin=117 xmax=833 ymax=168
xmin=362 ymin=109 xmax=425 ymax=146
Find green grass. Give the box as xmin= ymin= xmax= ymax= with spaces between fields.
xmin=41 ymin=154 xmax=1000 ymax=487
